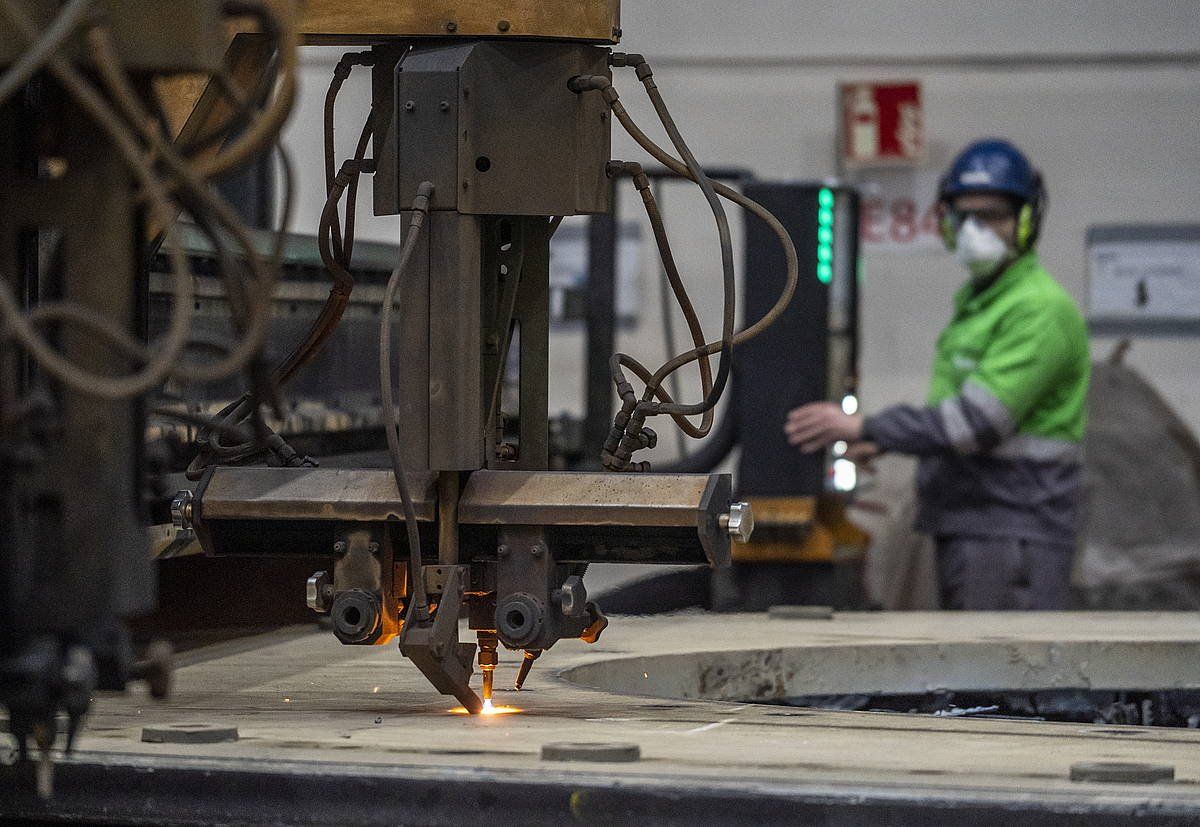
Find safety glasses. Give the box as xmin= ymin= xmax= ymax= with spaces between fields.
xmin=946 ymin=206 xmax=1016 ymax=229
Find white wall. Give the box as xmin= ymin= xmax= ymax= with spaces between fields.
xmin=280 ymin=2 xmax=1200 ymax=460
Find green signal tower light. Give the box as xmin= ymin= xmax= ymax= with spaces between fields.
xmin=816 ymin=187 xmax=835 ymax=284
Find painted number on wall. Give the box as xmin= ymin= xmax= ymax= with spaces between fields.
xmin=860 ymin=197 xmax=941 ymax=246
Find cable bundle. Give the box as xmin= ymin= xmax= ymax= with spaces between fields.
xmin=0 ymin=0 xmax=300 ymax=452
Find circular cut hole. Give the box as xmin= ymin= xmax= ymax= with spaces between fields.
xmin=475 ymin=155 xmax=492 ymax=172
xmin=562 ymin=640 xmax=1200 ymax=729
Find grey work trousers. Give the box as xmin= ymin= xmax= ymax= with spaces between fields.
xmin=935 ymin=535 xmax=1073 ymax=610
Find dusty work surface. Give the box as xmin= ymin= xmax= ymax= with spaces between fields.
xmin=9 ymin=611 xmax=1200 ymax=824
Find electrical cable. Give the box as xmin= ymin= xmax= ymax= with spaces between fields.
xmin=626 ymin=63 xmax=735 ymax=420
xmin=150 ymin=406 xmax=252 ymax=442
xmin=650 ymin=177 xmax=688 ymax=457
xmin=570 ymin=65 xmax=799 ymax=470
xmin=176 ymin=1 xmax=284 ymax=156
xmin=380 ymin=182 xmax=435 ymax=624
xmin=0 ymin=3 xmax=195 ymax=399
xmin=279 ymin=110 xmax=374 ymax=388
xmin=193 ymin=0 xmax=298 ymax=179
xmin=0 ymin=0 xmax=93 ymax=106
xmin=612 ymin=162 xmax=714 ymax=439
xmin=177 ymin=56 xmax=279 ymax=156
xmin=86 ymin=26 xmax=280 ymax=387
xmin=323 ymin=51 xmax=374 ymax=262
xmin=607 ymin=66 xmax=798 ymax=349
xmin=569 ymin=74 xmax=734 ymax=423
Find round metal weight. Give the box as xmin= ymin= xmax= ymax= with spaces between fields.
xmin=768 ymin=605 xmax=834 ymax=620
xmin=1070 ymin=762 xmax=1175 ymax=783
xmin=142 ymin=723 xmax=239 ymax=744
xmin=541 ymin=742 xmax=641 ymax=763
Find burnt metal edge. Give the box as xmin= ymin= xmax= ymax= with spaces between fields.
xmin=0 ymin=751 xmax=1196 ymax=826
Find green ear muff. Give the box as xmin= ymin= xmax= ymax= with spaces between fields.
xmin=1016 ymin=202 xmax=1034 ymax=250
xmin=939 ymin=204 xmax=956 ymax=250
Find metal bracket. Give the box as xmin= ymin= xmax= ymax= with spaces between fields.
xmin=398 ymin=566 xmax=480 ymax=713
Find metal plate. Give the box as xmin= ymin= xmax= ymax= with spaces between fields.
xmin=297 ymin=0 xmax=621 ymax=43
xmin=458 ymin=43 xmax=611 ymax=216
xmin=458 ymin=470 xmax=720 ymax=528
xmin=197 ymin=468 xmax=437 ymax=522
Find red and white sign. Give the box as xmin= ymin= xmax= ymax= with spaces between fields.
xmin=839 ymin=81 xmax=924 ymax=168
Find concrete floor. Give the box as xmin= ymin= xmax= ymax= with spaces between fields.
xmin=9 ymin=611 xmax=1200 ymax=823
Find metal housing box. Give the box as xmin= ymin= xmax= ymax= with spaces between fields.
xmin=383 ymin=41 xmax=611 ymax=216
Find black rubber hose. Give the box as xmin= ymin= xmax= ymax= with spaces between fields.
xmin=569 ymin=74 xmax=735 ymax=421
xmin=610 ymin=161 xmax=714 ymax=439
xmin=652 ymin=390 xmax=738 ymax=474
xmin=380 ymin=182 xmax=434 ymax=622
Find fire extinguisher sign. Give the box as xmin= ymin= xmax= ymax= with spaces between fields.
xmin=839 ymin=81 xmax=924 ymax=168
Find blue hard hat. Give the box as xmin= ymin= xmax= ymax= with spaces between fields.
xmin=938 ymin=139 xmax=1042 ymax=204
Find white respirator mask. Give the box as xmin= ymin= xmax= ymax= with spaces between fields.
xmin=954 ymin=217 xmax=1011 ymax=281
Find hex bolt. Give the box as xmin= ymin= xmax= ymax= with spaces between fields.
xmin=306 ymin=571 xmax=333 ymax=612
xmin=333 ymin=541 xmax=347 ymax=554
xmin=438 ymin=100 xmax=450 ymax=112
xmin=403 ymin=100 xmax=415 ymax=112
xmin=497 ymin=544 xmax=510 ymax=559
xmin=719 ymin=502 xmax=755 ymax=544
xmin=444 ymin=20 xmax=457 ymax=32
xmin=531 ymin=544 xmax=546 ymax=558
xmin=367 ymin=542 xmax=380 ymax=554
xmin=497 ymin=19 xmax=510 ymax=32
xmin=170 ymin=490 xmax=194 ymax=531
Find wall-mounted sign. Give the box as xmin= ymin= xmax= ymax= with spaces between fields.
xmin=839 ymin=81 xmax=924 ymax=168
xmin=1087 ymin=225 xmax=1200 ymax=335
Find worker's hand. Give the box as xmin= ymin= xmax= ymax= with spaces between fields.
xmin=784 ymin=402 xmax=863 ymax=453
xmin=844 ymin=441 xmax=880 ymax=470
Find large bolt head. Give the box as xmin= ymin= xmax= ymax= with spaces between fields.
xmin=306 ymin=571 xmax=332 ymax=612
xmin=170 ymin=490 xmax=194 ymax=531
xmin=721 ymin=501 xmax=754 ymax=544
xmin=558 ymin=576 xmax=587 ymax=617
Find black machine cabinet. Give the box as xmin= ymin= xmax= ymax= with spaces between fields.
xmin=735 ymin=183 xmax=860 ymax=498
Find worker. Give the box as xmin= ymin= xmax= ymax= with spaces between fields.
xmin=784 ymin=139 xmax=1090 ymax=610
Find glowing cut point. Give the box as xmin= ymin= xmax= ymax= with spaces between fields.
xmin=448 ymin=704 xmax=523 ymax=716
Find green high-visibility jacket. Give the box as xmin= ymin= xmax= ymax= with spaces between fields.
xmin=862 ymin=251 xmax=1091 ymax=545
